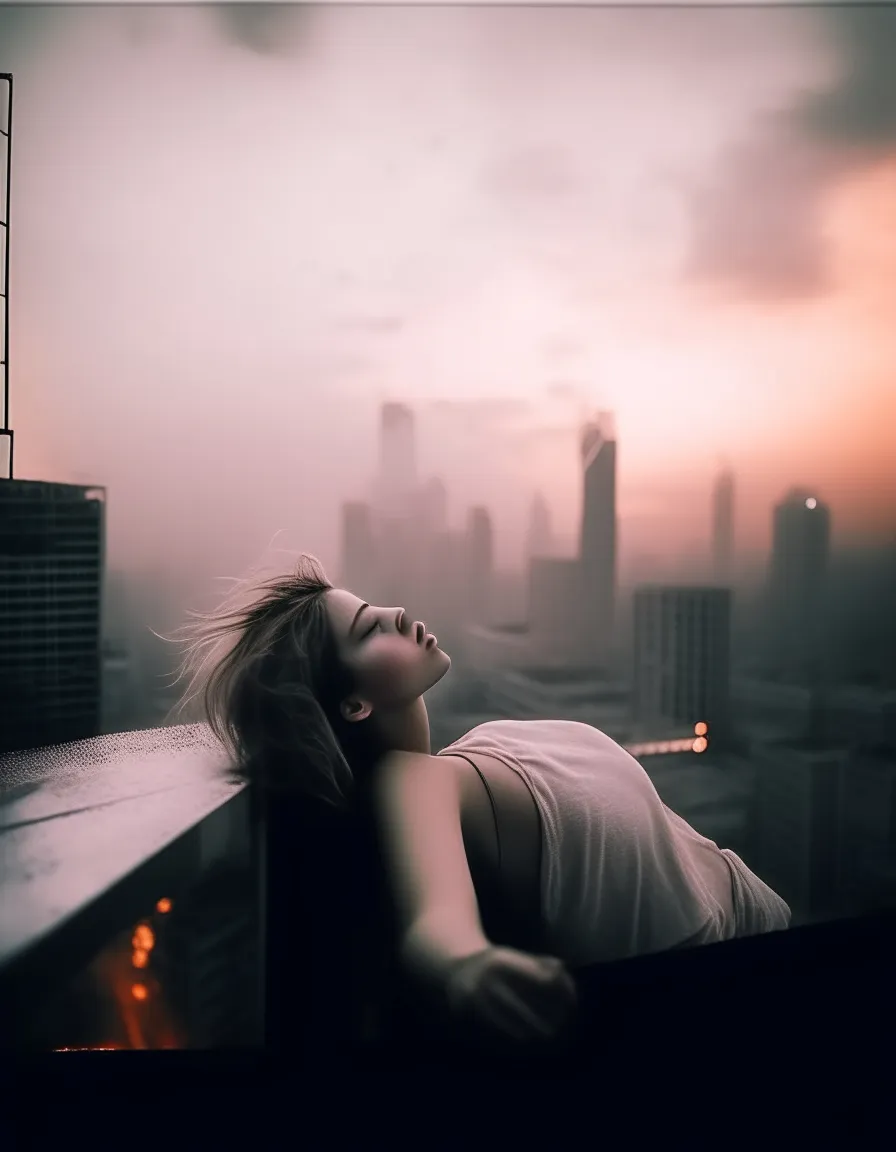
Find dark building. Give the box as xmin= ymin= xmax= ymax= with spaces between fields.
xmin=378 ymin=402 xmax=417 ymax=516
xmin=466 ymin=505 xmax=493 ymax=625
xmin=753 ymin=738 xmax=845 ymax=921
xmin=527 ymin=491 xmax=553 ymax=561
xmin=766 ymin=489 xmax=831 ymax=685
xmin=633 ymin=586 xmax=732 ymax=742
xmin=528 ymin=557 xmax=588 ymax=668
xmin=0 ymin=480 xmax=105 ymax=753
xmin=579 ymin=412 xmax=617 ymax=669
xmin=340 ymin=500 xmax=377 ymax=596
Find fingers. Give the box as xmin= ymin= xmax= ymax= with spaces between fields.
xmin=445 ymin=947 xmax=579 ymax=1049
xmin=479 ymin=956 xmax=578 ymax=1043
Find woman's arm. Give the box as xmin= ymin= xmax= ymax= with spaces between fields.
xmin=372 ymin=750 xmax=488 ymax=994
xmin=372 ymin=751 xmax=578 ymax=1044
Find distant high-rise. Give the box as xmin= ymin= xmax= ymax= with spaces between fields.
xmin=711 ymin=468 xmax=735 ymax=583
xmin=466 ymin=506 xmax=494 ymax=625
xmin=527 ymin=492 xmax=553 ymax=560
xmin=340 ymin=501 xmax=377 ymax=595
xmin=753 ymin=740 xmax=845 ymax=920
xmin=633 ymin=586 xmax=732 ymax=739
xmin=0 ymin=480 xmax=105 ymax=753
xmin=529 ymin=558 xmax=589 ymax=668
xmin=766 ymin=489 xmax=831 ymax=685
xmin=417 ymin=477 xmax=448 ymax=537
xmin=378 ymin=402 xmax=417 ymax=516
xmin=579 ymin=412 xmax=617 ymax=668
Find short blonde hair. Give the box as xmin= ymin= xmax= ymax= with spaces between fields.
xmin=171 ymin=554 xmax=357 ymax=807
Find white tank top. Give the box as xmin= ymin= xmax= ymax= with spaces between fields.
xmin=439 ymin=719 xmax=745 ymax=965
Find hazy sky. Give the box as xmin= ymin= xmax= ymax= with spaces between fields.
xmin=2 ymin=2 xmax=894 ymax=583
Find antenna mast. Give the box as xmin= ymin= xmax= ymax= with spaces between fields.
xmin=1 ymin=73 xmax=12 ymax=480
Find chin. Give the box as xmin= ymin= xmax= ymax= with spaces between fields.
xmin=428 ymin=646 xmax=451 ymax=682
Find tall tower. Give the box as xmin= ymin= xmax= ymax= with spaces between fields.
xmin=711 ymin=467 xmax=735 ymax=584
xmin=417 ymin=477 xmax=448 ymax=537
xmin=466 ymin=505 xmax=494 ymax=625
xmin=526 ymin=492 xmax=553 ymax=560
xmin=633 ymin=585 xmax=732 ymax=740
xmin=767 ymin=489 xmax=831 ymax=685
xmin=378 ymin=402 xmax=417 ymax=517
xmin=529 ymin=558 xmax=589 ymax=668
xmin=579 ymin=411 xmax=617 ymax=669
xmin=340 ymin=501 xmax=377 ymax=596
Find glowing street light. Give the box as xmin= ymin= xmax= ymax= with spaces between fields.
xmin=132 ymin=924 xmax=155 ymax=951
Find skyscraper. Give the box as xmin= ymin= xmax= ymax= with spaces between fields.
xmin=466 ymin=506 xmax=494 ymax=625
xmin=528 ymin=558 xmax=590 ymax=668
xmin=633 ymin=586 xmax=732 ymax=739
xmin=417 ymin=477 xmax=448 ymax=537
xmin=711 ymin=467 xmax=735 ymax=584
xmin=340 ymin=501 xmax=377 ymax=596
xmin=753 ymin=740 xmax=845 ymax=920
xmin=0 ymin=480 xmax=105 ymax=753
xmin=766 ymin=489 xmax=831 ymax=685
xmin=579 ymin=411 xmax=617 ymax=669
xmin=378 ymin=402 xmax=417 ymax=517
xmin=526 ymin=492 xmax=553 ymax=560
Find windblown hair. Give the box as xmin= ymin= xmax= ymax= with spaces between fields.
xmin=171 ymin=554 xmax=373 ymax=808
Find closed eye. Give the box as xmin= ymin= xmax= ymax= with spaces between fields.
xmin=363 ymin=620 xmax=381 ymax=639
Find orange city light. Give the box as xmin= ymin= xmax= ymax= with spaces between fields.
xmin=132 ymin=948 xmax=149 ymax=969
xmin=54 ymin=1046 xmax=122 ymax=1052
xmin=694 ymin=722 xmax=708 ymax=737
xmin=132 ymin=924 xmax=155 ymax=951
xmin=156 ymin=898 xmax=172 ymax=914
xmin=131 ymin=984 xmax=149 ymax=1002
xmin=693 ymin=736 xmax=709 ymax=754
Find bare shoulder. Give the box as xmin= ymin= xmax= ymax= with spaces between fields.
xmin=371 ymin=750 xmax=465 ymax=805
xmin=438 ymin=750 xmax=538 ymax=821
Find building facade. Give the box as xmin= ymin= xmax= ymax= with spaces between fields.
xmin=0 ymin=480 xmax=105 ymax=753
xmin=633 ymin=585 xmax=732 ymax=740
xmin=466 ymin=505 xmax=493 ymax=626
xmin=527 ymin=492 xmax=553 ymax=561
xmin=377 ymin=401 xmax=417 ymax=517
xmin=766 ymin=489 xmax=831 ymax=685
xmin=753 ymin=739 xmax=846 ymax=920
xmin=528 ymin=557 xmax=590 ymax=668
xmin=340 ymin=500 xmax=377 ymax=596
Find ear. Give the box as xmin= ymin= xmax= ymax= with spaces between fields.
xmin=340 ymin=696 xmax=373 ymax=724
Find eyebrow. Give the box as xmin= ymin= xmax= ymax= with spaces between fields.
xmin=348 ymin=603 xmax=369 ymax=637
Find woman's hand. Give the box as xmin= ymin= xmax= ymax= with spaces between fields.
xmin=444 ymin=946 xmax=578 ymax=1049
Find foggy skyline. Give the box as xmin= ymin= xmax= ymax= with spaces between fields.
xmin=2 ymin=3 xmax=894 ymax=592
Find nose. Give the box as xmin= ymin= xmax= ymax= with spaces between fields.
xmin=395 ymin=608 xmax=408 ymax=633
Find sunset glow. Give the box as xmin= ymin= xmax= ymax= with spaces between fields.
xmin=2 ymin=4 xmax=893 ymax=577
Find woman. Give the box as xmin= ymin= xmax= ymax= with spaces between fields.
xmin=176 ymin=555 xmax=790 ymax=1048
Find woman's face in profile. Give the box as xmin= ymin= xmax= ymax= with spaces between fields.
xmin=326 ymin=588 xmax=451 ymax=712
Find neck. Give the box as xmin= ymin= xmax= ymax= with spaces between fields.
xmin=372 ymin=696 xmax=431 ymax=757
